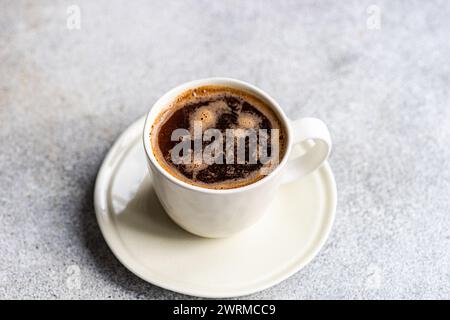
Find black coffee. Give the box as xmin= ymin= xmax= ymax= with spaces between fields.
xmin=151 ymin=86 xmax=286 ymax=189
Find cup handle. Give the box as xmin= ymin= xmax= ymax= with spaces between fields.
xmin=281 ymin=118 xmax=332 ymax=185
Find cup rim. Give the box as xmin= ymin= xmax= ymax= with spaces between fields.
xmin=142 ymin=77 xmax=292 ymax=194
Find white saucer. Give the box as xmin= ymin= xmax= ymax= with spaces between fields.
xmin=94 ymin=116 xmax=337 ymax=298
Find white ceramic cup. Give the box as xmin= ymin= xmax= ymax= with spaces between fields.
xmin=143 ymin=78 xmax=331 ymax=238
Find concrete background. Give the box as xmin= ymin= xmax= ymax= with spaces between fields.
xmin=0 ymin=0 xmax=449 ymax=299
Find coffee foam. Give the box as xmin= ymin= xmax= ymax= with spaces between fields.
xmin=151 ymin=85 xmax=286 ymax=190
xmin=188 ymin=100 xmax=229 ymax=132
xmin=238 ymin=112 xmax=262 ymax=129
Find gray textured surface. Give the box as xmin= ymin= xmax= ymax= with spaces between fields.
xmin=1 ymin=0 xmax=449 ymax=299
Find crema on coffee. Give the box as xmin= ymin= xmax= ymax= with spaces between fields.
xmin=151 ymin=85 xmax=287 ymax=189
